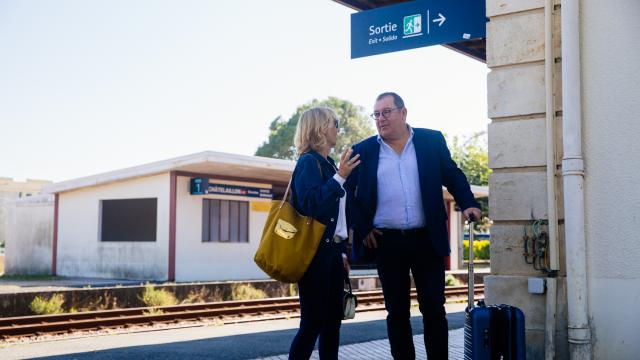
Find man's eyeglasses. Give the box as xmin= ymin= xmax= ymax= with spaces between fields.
xmin=370 ymin=107 xmax=402 ymax=120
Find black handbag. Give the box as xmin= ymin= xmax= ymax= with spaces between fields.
xmin=343 ymin=273 xmax=357 ymax=320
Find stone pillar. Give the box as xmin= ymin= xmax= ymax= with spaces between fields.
xmin=485 ymin=1 xmax=567 ymax=358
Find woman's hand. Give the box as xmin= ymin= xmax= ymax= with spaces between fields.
xmin=338 ymin=148 xmax=361 ymax=179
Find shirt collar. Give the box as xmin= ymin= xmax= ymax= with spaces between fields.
xmin=377 ymin=124 xmax=414 ymax=145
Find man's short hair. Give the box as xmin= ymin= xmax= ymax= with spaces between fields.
xmin=376 ymin=92 xmax=405 ymax=109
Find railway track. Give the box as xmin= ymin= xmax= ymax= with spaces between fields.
xmin=0 ymin=284 xmax=483 ymax=340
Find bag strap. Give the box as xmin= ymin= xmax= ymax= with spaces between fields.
xmin=279 ymin=177 xmax=294 ymax=209
xmin=279 ymin=159 xmax=324 ymax=227
xmin=344 ymin=272 xmax=353 ymax=294
xmin=280 ymin=159 xmax=323 ymax=209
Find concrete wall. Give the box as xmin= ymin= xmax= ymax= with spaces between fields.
xmin=0 ymin=178 xmax=51 ymax=249
xmin=581 ymin=1 xmax=640 ymax=358
xmin=485 ymin=1 xmax=567 ymax=358
xmin=175 ymin=176 xmax=272 ymax=281
xmin=56 ymin=174 xmax=169 ymax=280
xmin=4 ymin=194 xmax=54 ymax=275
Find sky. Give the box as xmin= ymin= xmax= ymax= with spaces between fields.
xmin=0 ymin=0 xmax=489 ymax=183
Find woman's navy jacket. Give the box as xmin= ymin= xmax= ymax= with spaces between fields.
xmin=290 ymin=150 xmax=347 ymax=254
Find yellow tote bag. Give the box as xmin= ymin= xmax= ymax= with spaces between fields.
xmin=254 ymin=177 xmax=325 ymax=283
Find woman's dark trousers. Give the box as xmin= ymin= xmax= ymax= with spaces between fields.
xmin=289 ymin=241 xmax=344 ymax=360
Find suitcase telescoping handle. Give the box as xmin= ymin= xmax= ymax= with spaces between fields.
xmin=467 ymin=214 xmax=476 ymax=311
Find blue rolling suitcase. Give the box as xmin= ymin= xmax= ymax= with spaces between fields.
xmin=464 ymin=216 xmax=526 ymax=360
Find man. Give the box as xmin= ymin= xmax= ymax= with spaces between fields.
xmin=346 ymin=92 xmax=481 ymax=359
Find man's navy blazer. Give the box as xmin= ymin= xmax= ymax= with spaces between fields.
xmin=345 ymin=128 xmax=480 ymax=261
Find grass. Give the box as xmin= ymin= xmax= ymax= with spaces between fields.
xmin=29 ymin=294 xmax=65 ymax=315
xmin=143 ymin=308 xmax=165 ymax=315
xmin=230 ymin=284 xmax=267 ymax=301
xmin=139 ymin=283 xmax=178 ymax=308
xmin=181 ymin=287 xmax=224 ymax=304
xmin=79 ymin=294 xmax=119 ymax=312
xmin=289 ymin=283 xmax=298 ymax=297
xmin=445 ymin=274 xmax=462 ymax=286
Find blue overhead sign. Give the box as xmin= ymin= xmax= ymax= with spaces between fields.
xmin=351 ymin=0 xmax=486 ymax=59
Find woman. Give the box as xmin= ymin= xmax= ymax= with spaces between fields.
xmin=288 ymin=107 xmax=360 ymax=360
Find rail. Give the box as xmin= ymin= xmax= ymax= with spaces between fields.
xmin=0 ymin=284 xmax=484 ymax=340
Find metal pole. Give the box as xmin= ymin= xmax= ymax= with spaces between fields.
xmin=467 ymin=218 xmax=475 ymax=309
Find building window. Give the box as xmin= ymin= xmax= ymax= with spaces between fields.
xmin=101 ymin=198 xmax=157 ymax=242
xmin=202 ymin=199 xmax=248 ymax=242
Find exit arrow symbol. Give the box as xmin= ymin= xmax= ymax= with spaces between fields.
xmin=432 ymin=13 xmax=446 ymax=27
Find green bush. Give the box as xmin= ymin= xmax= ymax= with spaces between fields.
xmin=463 ymin=240 xmax=490 ymax=260
xmin=445 ymin=274 xmax=461 ymax=286
xmin=139 ymin=284 xmax=178 ymax=308
xmin=230 ymin=284 xmax=267 ymax=300
xmin=29 ymin=293 xmax=65 ymax=315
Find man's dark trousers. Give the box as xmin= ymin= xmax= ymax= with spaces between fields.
xmin=375 ymin=228 xmax=448 ymax=360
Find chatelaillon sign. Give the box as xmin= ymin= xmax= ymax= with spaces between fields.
xmin=351 ymin=0 xmax=486 ymax=59
xmin=190 ymin=178 xmax=273 ymax=199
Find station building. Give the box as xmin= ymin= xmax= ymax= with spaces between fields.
xmin=39 ymin=151 xmax=486 ymax=282
xmin=42 ymin=152 xmax=290 ymax=282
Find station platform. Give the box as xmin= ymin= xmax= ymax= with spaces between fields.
xmin=0 ymin=303 xmax=470 ymax=359
xmin=258 ymin=328 xmax=465 ymax=359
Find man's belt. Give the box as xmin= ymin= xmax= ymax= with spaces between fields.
xmin=379 ymin=227 xmax=427 ymax=236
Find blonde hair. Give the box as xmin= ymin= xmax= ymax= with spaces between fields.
xmin=294 ymin=106 xmax=337 ymax=155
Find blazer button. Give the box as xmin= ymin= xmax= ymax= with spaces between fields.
xmin=330 ymin=218 xmax=335 ymax=222
xmin=325 ymin=238 xmax=330 ymax=243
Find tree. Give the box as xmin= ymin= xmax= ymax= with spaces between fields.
xmin=446 ymin=131 xmax=492 ymax=231
xmin=446 ymin=131 xmax=491 ymax=186
xmin=255 ymin=97 xmax=375 ymax=161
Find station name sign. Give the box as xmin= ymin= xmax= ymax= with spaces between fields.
xmin=351 ymin=0 xmax=486 ymax=59
xmin=190 ymin=178 xmax=273 ymax=199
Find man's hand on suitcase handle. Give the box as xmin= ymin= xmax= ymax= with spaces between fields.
xmin=464 ymin=207 xmax=482 ymax=223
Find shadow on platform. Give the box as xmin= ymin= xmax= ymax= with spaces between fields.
xmin=30 ymin=312 xmax=465 ymax=360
